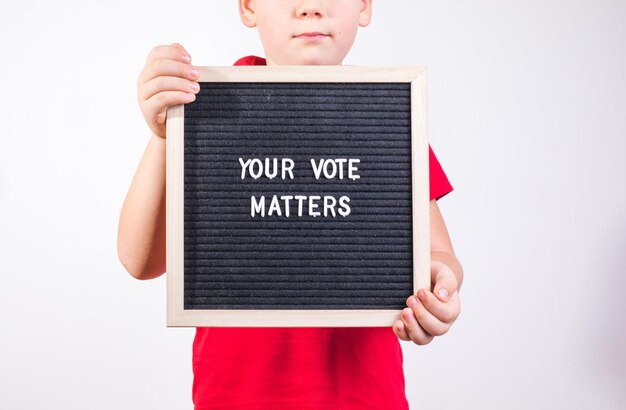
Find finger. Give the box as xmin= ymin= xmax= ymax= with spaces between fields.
xmin=139 ymin=59 xmax=199 ymax=85
xmin=406 ymin=295 xmax=451 ymax=337
xmin=393 ymin=319 xmax=411 ymax=341
xmin=170 ymin=42 xmax=191 ymax=57
xmin=413 ymin=288 xmax=460 ymax=324
xmin=141 ymin=90 xmax=196 ymax=123
xmin=401 ymin=307 xmax=434 ymax=345
xmin=139 ymin=76 xmax=200 ymax=102
xmin=139 ymin=45 xmax=192 ymax=84
xmin=431 ymin=261 xmax=458 ymax=303
xmin=146 ymin=44 xmax=192 ymax=65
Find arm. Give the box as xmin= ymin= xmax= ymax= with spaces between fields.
xmin=393 ymin=199 xmax=463 ymax=344
xmin=430 ymin=200 xmax=463 ymax=290
xmin=117 ymin=135 xmax=167 ymax=280
xmin=117 ymin=44 xmax=199 ymax=280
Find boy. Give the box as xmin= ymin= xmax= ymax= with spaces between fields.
xmin=118 ymin=1 xmax=463 ymax=408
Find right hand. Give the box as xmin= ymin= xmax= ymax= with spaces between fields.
xmin=137 ymin=43 xmax=200 ymax=138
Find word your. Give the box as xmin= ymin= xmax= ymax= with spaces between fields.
xmin=239 ymin=158 xmax=294 ymax=180
xmin=238 ymin=157 xmax=361 ymax=218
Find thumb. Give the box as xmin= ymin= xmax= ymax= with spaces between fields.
xmin=431 ymin=261 xmax=457 ymax=302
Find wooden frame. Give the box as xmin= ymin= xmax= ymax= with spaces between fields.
xmin=166 ymin=66 xmax=429 ymax=327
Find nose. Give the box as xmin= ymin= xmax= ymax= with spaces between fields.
xmin=295 ymin=1 xmax=324 ymax=19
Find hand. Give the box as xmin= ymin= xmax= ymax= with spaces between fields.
xmin=393 ymin=260 xmax=461 ymax=345
xmin=137 ymin=43 xmax=200 ymax=138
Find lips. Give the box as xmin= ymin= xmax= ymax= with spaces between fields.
xmin=294 ymin=32 xmax=329 ymax=40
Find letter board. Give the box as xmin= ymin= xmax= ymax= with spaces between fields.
xmin=166 ymin=66 xmax=429 ymax=327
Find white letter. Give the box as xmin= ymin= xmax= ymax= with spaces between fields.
xmin=268 ymin=195 xmax=282 ymax=216
xmin=294 ymin=195 xmax=307 ymax=217
xmin=265 ymin=158 xmax=278 ymax=179
xmin=280 ymin=195 xmax=293 ymax=217
xmin=309 ymin=195 xmax=321 ymax=217
xmin=336 ymin=158 xmax=347 ymax=179
xmin=310 ymin=158 xmax=323 ymax=179
xmin=348 ymin=159 xmax=360 ymax=180
xmin=282 ymin=158 xmax=295 ymax=180
xmin=323 ymin=196 xmax=337 ymax=217
xmin=323 ymin=159 xmax=337 ymax=179
xmin=239 ymin=158 xmax=251 ymax=179
xmin=338 ymin=196 xmax=351 ymax=217
xmin=251 ymin=196 xmax=265 ymax=217
xmin=249 ymin=159 xmax=263 ymax=179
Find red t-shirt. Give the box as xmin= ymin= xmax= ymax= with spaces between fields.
xmin=192 ymin=56 xmax=453 ymax=410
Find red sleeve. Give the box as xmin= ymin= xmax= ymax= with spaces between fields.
xmin=429 ymin=146 xmax=453 ymax=200
xmin=234 ymin=55 xmax=267 ymax=66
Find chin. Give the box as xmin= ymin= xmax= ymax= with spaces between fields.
xmin=295 ymin=55 xmax=342 ymax=66
xmin=283 ymin=49 xmax=343 ymax=66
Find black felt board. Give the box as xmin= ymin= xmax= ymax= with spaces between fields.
xmin=183 ymin=82 xmax=414 ymax=311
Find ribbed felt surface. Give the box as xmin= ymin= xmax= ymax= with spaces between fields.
xmin=184 ymin=83 xmax=413 ymax=310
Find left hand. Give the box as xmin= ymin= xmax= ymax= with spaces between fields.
xmin=393 ymin=260 xmax=461 ymax=345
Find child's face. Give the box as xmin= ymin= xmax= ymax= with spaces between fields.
xmin=239 ymin=0 xmax=373 ymax=66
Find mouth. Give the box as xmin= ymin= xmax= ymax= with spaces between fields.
xmin=294 ymin=32 xmax=330 ymax=41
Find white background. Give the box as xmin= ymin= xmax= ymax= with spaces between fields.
xmin=1 ymin=1 xmax=625 ymax=408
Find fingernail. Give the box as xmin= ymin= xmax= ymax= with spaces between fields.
xmin=190 ymin=67 xmax=199 ymax=78
xmin=191 ymin=82 xmax=200 ymax=92
xmin=403 ymin=309 xmax=413 ymax=320
xmin=407 ymin=296 xmax=417 ymax=307
xmin=182 ymin=54 xmax=191 ymax=63
xmin=438 ymin=289 xmax=449 ymax=299
xmin=417 ymin=290 xmax=425 ymax=300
